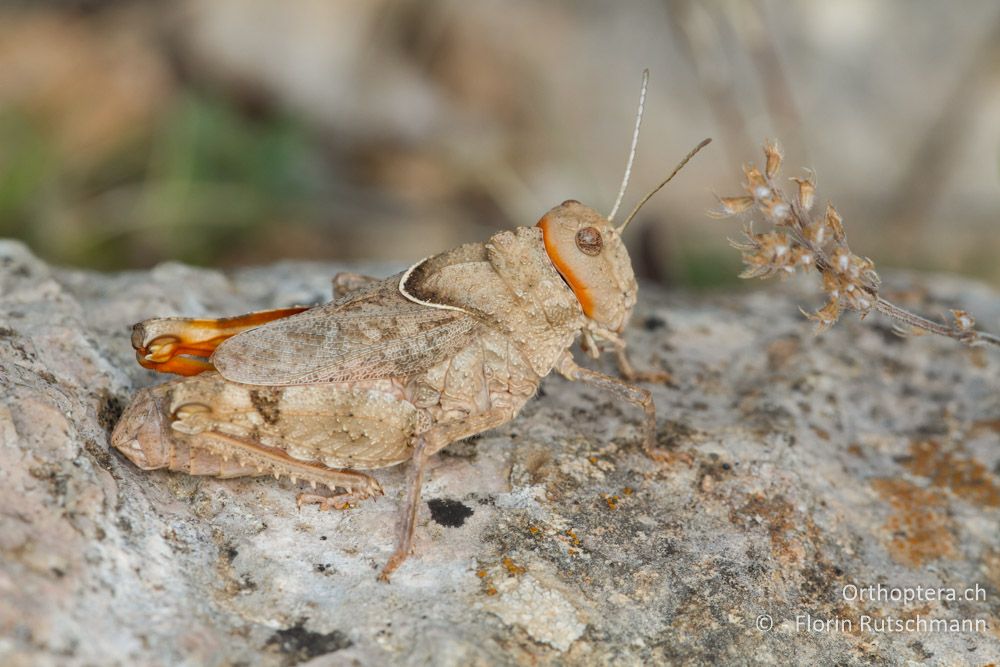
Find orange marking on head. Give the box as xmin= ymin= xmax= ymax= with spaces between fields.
xmin=538 ymin=216 xmax=596 ymax=317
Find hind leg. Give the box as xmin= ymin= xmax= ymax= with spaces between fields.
xmin=132 ymin=273 xmax=379 ymax=376
xmin=132 ymin=306 xmax=310 ymax=376
xmin=112 ymin=382 xmax=385 ymax=511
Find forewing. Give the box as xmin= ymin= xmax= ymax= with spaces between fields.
xmin=211 ymin=277 xmax=479 ymax=385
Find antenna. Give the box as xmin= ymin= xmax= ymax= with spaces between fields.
xmin=607 ymin=69 xmax=649 ymax=223
xmin=617 ymin=137 xmax=712 ymax=233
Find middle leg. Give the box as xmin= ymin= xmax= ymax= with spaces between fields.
xmin=614 ymin=344 xmax=673 ymax=384
xmin=556 ymin=353 xmax=677 ymax=461
xmin=378 ymin=407 xmax=514 ymax=581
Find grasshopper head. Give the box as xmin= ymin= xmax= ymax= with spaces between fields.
xmin=534 ymin=72 xmax=710 ymax=335
xmin=111 ymin=387 xmax=171 ymax=470
xmin=537 ymin=200 xmax=637 ymax=332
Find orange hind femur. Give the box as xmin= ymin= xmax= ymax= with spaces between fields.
xmin=132 ymin=306 xmax=309 ymax=376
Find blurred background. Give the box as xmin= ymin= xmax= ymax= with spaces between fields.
xmin=1 ymin=0 xmax=999 ymax=288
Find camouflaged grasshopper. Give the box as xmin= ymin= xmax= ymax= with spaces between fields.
xmin=111 ymin=72 xmax=710 ymax=580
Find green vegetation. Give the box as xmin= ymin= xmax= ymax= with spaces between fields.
xmin=0 ymin=91 xmax=321 ymax=269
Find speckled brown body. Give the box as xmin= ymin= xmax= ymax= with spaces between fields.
xmin=115 ymin=226 xmax=589 ymax=476
xmin=113 ymin=200 xmax=659 ymax=579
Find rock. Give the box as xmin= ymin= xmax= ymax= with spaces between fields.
xmin=1 ymin=238 xmax=998 ymax=666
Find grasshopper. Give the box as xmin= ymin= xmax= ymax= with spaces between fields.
xmin=111 ymin=72 xmax=711 ymax=580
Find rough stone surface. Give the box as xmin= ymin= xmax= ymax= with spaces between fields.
xmin=1 ymin=238 xmax=998 ymax=666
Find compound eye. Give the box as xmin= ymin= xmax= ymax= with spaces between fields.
xmin=575 ymin=226 xmax=603 ymax=256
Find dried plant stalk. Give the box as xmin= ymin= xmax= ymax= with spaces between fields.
xmin=712 ymin=141 xmax=1000 ymax=349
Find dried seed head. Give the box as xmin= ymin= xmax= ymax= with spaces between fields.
xmin=806 ymin=222 xmax=827 ymax=246
xmin=831 ymin=247 xmax=852 ymax=273
xmin=853 ymin=256 xmax=878 ymax=283
xmin=791 ymin=174 xmax=816 ymax=212
xmin=951 ymin=310 xmax=975 ymax=331
xmin=712 ymin=195 xmax=755 ymax=217
xmin=716 ymin=140 xmax=998 ymax=349
xmin=802 ymin=298 xmax=842 ymax=333
xmin=845 ymin=287 xmax=874 ymax=315
xmin=743 ymin=165 xmax=769 ymax=199
xmin=763 ymin=140 xmax=782 ymax=179
xmin=825 ymin=203 xmax=846 ymax=243
xmin=756 ymin=195 xmax=780 ymax=221
xmin=769 ymin=201 xmax=791 ymax=222
xmin=822 ymin=272 xmax=842 ymax=299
